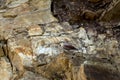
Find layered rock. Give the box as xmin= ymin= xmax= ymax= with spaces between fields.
xmin=0 ymin=0 xmax=120 ymax=80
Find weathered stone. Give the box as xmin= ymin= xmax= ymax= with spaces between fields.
xmin=78 ymin=27 xmax=93 ymax=47
xmin=31 ymin=36 xmax=64 ymax=65
xmin=3 ymin=3 xmax=30 ymax=18
xmin=0 ymin=0 xmax=6 ymax=9
xmin=14 ymin=10 xmax=57 ymax=25
xmin=7 ymin=37 xmax=35 ymax=79
xmin=28 ymin=24 xmax=43 ymax=36
xmin=0 ymin=57 xmax=13 ymax=80
xmin=19 ymin=71 xmax=48 ymax=80
xmin=7 ymin=0 xmax=29 ymax=8
xmin=0 ymin=19 xmax=14 ymax=40
xmin=105 ymin=38 xmax=119 ymax=55
xmin=3 ymin=11 xmax=17 ymax=18
xmin=0 ymin=9 xmax=6 ymax=13
xmin=35 ymin=53 xmax=71 ymax=79
xmin=0 ymin=0 xmax=119 ymax=80
xmin=30 ymin=0 xmax=51 ymax=10
xmin=7 ymin=37 xmax=34 ymax=67
xmin=78 ymin=27 xmax=88 ymax=39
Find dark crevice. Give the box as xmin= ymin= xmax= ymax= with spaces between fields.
xmin=0 ymin=40 xmax=14 ymax=71
xmin=51 ymin=0 xmax=112 ymax=25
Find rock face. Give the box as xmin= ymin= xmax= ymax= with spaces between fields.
xmin=0 ymin=0 xmax=120 ymax=80
xmin=0 ymin=57 xmax=13 ymax=80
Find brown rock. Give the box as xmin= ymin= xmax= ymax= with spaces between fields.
xmin=83 ymin=10 xmax=97 ymax=20
xmin=100 ymin=0 xmax=120 ymax=21
xmin=79 ymin=62 xmax=120 ymax=80
xmin=35 ymin=53 xmax=71 ymax=79
xmin=7 ymin=37 xmax=34 ymax=79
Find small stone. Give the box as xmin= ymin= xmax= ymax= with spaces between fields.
xmin=28 ymin=25 xmax=44 ymax=36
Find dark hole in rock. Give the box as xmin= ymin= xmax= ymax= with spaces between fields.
xmin=51 ymin=0 xmax=112 ymax=25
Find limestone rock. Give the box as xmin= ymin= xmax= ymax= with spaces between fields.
xmin=14 ymin=10 xmax=57 ymax=25
xmin=7 ymin=37 xmax=35 ymax=79
xmin=30 ymin=0 xmax=51 ymax=10
xmin=0 ymin=0 xmax=6 ymax=9
xmin=3 ymin=3 xmax=30 ymax=18
xmin=7 ymin=37 xmax=34 ymax=67
xmin=31 ymin=36 xmax=64 ymax=64
xmin=3 ymin=11 xmax=17 ymax=18
xmin=43 ymin=23 xmax=66 ymax=36
xmin=0 ymin=0 xmax=119 ymax=80
xmin=7 ymin=0 xmax=29 ymax=8
xmin=35 ymin=53 xmax=71 ymax=79
xmin=0 ymin=19 xmax=14 ymax=40
xmin=28 ymin=24 xmax=44 ymax=36
xmin=0 ymin=57 xmax=13 ymax=80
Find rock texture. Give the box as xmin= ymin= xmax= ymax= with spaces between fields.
xmin=0 ymin=0 xmax=120 ymax=80
xmin=100 ymin=0 xmax=120 ymax=21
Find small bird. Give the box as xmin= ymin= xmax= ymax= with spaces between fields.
xmin=61 ymin=42 xmax=78 ymax=51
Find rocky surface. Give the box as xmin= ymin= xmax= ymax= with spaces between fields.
xmin=0 ymin=0 xmax=120 ymax=80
